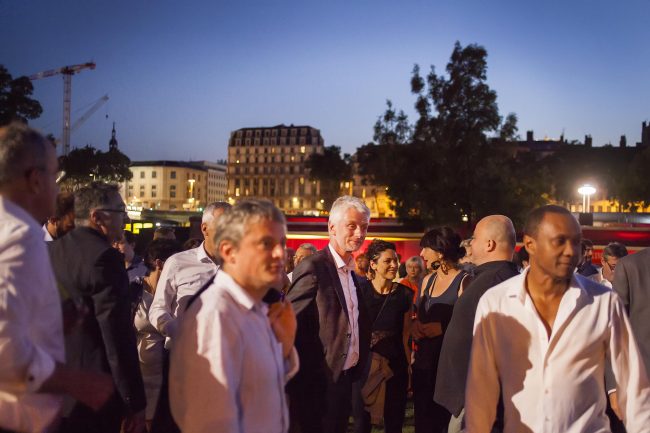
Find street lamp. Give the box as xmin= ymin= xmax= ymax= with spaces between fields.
xmin=578 ymin=184 xmax=596 ymax=212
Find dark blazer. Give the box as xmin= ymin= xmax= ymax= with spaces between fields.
xmin=286 ymin=245 xmax=371 ymax=386
xmin=48 ymin=227 xmax=145 ymax=429
xmin=613 ymin=247 xmax=650 ymax=374
xmin=434 ymin=260 xmax=519 ymax=417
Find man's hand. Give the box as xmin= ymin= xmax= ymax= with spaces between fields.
xmin=411 ymin=319 xmax=425 ymax=339
xmin=609 ymin=391 xmax=623 ymax=420
xmin=268 ymin=300 xmax=297 ymax=358
xmin=67 ymin=370 xmax=115 ymax=411
xmin=121 ymin=410 xmax=146 ymax=433
xmin=420 ymin=321 xmax=442 ymax=338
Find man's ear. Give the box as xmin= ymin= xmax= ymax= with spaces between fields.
xmin=486 ymin=239 xmax=497 ymax=253
xmin=219 ymin=240 xmax=235 ymax=265
xmin=522 ymin=235 xmax=535 ymax=256
xmin=328 ymin=221 xmax=336 ymax=237
xmin=24 ymin=168 xmax=42 ymax=194
xmin=200 ymin=222 xmax=208 ymax=239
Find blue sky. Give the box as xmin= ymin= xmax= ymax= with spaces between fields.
xmin=2 ymin=0 xmax=649 ymax=161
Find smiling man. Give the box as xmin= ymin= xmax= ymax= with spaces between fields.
xmin=465 ymin=205 xmax=650 ymax=433
xmin=286 ymin=195 xmax=372 ymax=433
xmin=170 ymin=199 xmax=298 ymax=433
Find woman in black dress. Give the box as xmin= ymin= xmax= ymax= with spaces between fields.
xmin=356 ymin=239 xmax=413 ymax=433
xmin=412 ymin=227 xmax=468 ymax=433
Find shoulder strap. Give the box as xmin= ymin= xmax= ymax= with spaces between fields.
xmin=185 ymin=274 xmax=217 ymax=311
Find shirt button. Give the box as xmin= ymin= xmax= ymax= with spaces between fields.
xmin=544 ymin=389 xmax=549 ymax=394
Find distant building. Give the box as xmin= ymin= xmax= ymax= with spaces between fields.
xmin=636 ymin=121 xmax=650 ymax=147
xmin=227 ymin=124 xmax=325 ymax=214
xmin=197 ymin=160 xmax=228 ymax=203
xmin=121 ymin=161 xmax=210 ymax=211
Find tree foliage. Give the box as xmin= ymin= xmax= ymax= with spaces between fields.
xmin=305 ymin=145 xmax=352 ymax=210
xmin=0 ymin=65 xmax=43 ymax=125
xmin=358 ymin=42 xmax=548 ymax=229
xmin=60 ymin=145 xmax=132 ymax=190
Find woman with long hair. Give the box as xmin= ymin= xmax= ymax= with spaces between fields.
xmin=412 ymin=227 xmax=468 ymax=433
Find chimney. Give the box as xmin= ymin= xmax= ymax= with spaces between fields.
xmin=585 ymin=135 xmax=592 ymax=147
xmin=526 ymin=130 xmax=534 ymax=143
xmin=620 ymin=135 xmax=627 ymax=148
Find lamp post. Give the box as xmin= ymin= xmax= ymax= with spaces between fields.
xmin=578 ymin=184 xmax=596 ymax=212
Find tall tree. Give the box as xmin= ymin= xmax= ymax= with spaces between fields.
xmin=60 ymin=145 xmax=132 ymax=190
xmin=305 ymin=145 xmax=352 ymax=210
xmin=358 ymin=42 xmax=547 ymax=229
xmin=0 ymin=65 xmax=43 ymax=125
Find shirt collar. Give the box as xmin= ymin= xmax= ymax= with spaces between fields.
xmin=507 ymin=267 xmax=588 ymax=304
xmin=1 ymin=196 xmax=41 ymax=232
xmin=196 ymin=242 xmax=214 ymax=264
xmin=216 ymin=270 xmax=261 ymax=312
xmin=328 ymin=243 xmax=355 ymax=271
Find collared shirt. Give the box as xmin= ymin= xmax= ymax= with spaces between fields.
xmin=149 ymin=243 xmax=218 ymax=348
xmin=465 ymin=270 xmax=650 ymax=433
xmin=42 ymin=225 xmax=53 ymax=242
xmin=170 ymin=271 xmax=299 ymax=433
xmin=0 ymin=196 xmax=65 ymax=433
xmin=126 ymin=255 xmax=148 ymax=283
xmin=328 ymin=243 xmax=360 ymax=369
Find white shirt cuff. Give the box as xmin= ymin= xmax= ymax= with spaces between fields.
xmin=284 ymin=347 xmax=299 ymax=382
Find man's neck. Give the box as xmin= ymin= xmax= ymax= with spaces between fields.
xmin=1 ymin=189 xmax=41 ymax=224
xmin=329 ymin=241 xmax=351 ymax=262
xmin=525 ymin=266 xmax=570 ymax=299
xmin=45 ymin=223 xmax=58 ymax=240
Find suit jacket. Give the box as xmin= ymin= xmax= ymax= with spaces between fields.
xmin=286 ymin=246 xmax=370 ymax=389
xmin=48 ymin=227 xmax=146 ymax=421
xmin=613 ymin=247 xmax=650 ymax=374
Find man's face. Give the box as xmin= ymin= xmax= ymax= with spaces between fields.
xmin=584 ymin=247 xmax=593 ymax=263
xmin=54 ymin=211 xmax=75 ymax=238
xmin=525 ymin=213 xmax=582 ymax=281
xmin=34 ymin=144 xmax=60 ymax=223
xmin=202 ymin=207 xmax=227 ymax=258
xmin=114 ymin=236 xmax=135 ymax=261
xmin=294 ymin=247 xmax=314 ymax=267
xmin=225 ymin=218 xmax=287 ymax=295
xmin=97 ymin=192 xmax=127 ymax=244
xmin=329 ymin=207 xmax=369 ymax=255
xmin=601 ymin=255 xmax=619 ymax=283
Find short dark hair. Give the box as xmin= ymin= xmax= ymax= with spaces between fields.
xmin=420 ymin=226 xmax=465 ymax=263
xmin=74 ymin=182 xmax=120 ymax=221
xmin=523 ymin=205 xmax=574 ymax=238
xmin=54 ymin=191 xmax=75 ymax=218
xmin=514 ymin=247 xmax=529 ymax=269
xmin=123 ymin=230 xmax=136 ymax=245
xmin=144 ymin=239 xmax=182 ymax=271
xmin=153 ymin=226 xmax=175 ymax=240
xmin=365 ymin=239 xmax=396 ymax=279
xmin=603 ymin=242 xmax=628 ymax=260
xmin=581 ymin=239 xmax=594 ymax=255
xmin=0 ymin=122 xmax=49 ymax=187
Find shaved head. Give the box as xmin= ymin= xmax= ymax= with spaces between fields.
xmin=471 ymin=215 xmax=516 ymax=266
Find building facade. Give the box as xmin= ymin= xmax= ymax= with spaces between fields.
xmin=121 ymin=161 xmax=209 ymax=211
xmin=198 ymin=160 xmax=228 ymax=203
xmin=227 ymin=124 xmax=325 ymax=213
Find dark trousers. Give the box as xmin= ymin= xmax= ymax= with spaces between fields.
xmin=150 ymin=349 xmax=180 ymax=433
xmin=352 ymin=361 xmax=408 ymax=433
xmin=58 ymin=395 xmax=123 ymax=433
xmin=289 ymin=369 xmax=354 ymax=433
xmin=413 ymin=367 xmax=450 ymax=433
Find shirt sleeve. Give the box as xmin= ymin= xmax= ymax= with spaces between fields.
xmin=607 ymin=293 xmax=650 ymax=433
xmin=170 ymin=304 xmax=242 ymax=433
xmin=612 ymin=259 xmax=630 ymax=312
xmin=149 ymin=257 xmax=179 ymax=338
xmin=464 ymin=297 xmax=500 ymax=433
xmin=0 ymin=227 xmax=57 ymax=394
xmin=284 ymin=347 xmax=300 ymax=382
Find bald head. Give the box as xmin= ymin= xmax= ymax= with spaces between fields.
xmin=471 ymin=215 xmax=516 ymax=266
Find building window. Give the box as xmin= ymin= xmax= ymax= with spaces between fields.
xmin=152 ymin=171 xmax=157 ymax=178
xmin=151 ymin=191 xmax=157 ymax=198
xmin=171 ymin=171 xmax=176 ymax=179
xmin=140 ymin=171 xmax=145 ymax=179
xmin=139 ymin=191 xmax=145 ymax=198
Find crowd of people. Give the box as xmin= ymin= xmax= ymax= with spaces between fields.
xmin=2 ymin=121 xmax=650 ymax=433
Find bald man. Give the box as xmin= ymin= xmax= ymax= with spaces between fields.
xmin=434 ymin=215 xmax=519 ymax=433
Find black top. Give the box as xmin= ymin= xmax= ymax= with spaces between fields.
xmin=434 ymin=260 xmax=519 ymax=417
xmin=413 ymin=271 xmax=465 ymax=370
xmin=360 ymin=280 xmax=413 ymax=363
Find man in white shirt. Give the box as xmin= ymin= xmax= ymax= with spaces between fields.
xmin=286 ymin=196 xmax=371 ymax=433
xmin=42 ymin=191 xmax=75 ymax=242
xmin=149 ymin=201 xmax=231 ymax=346
xmin=170 ymin=199 xmax=298 ymax=433
xmin=0 ymin=123 xmax=113 ymax=433
xmin=465 ymin=205 xmax=650 ymax=433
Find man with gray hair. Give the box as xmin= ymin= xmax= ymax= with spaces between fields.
xmin=170 ymin=199 xmax=298 ymax=432
xmin=286 ymin=195 xmax=372 ymax=433
xmin=0 ymin=123 xmax=114 ymax=433
xmin=287 ymin=242 xmax=318 ymax=282
xmin=48 ymin=181 xmax=146 ymax=433
xmin=148 ymin=201 xmax=230 ymax=432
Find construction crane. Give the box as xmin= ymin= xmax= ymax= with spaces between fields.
xmin=29 ymin=61 xmax=96 ymax=155
xmin=70 ymin=94 xmax=109 ymax=134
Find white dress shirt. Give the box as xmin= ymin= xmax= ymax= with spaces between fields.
xmin=170 ymin=270 xmax=299 ymax=433
xmin=328 ymin=243 xmax=360 ymax=369
xmin=0 ymin=197 xmax=65 ymax=433
xmin=466 ymin=270 xmax=650 ymax=433
xmin=148 ymin=243 xmax=218 ymax=348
